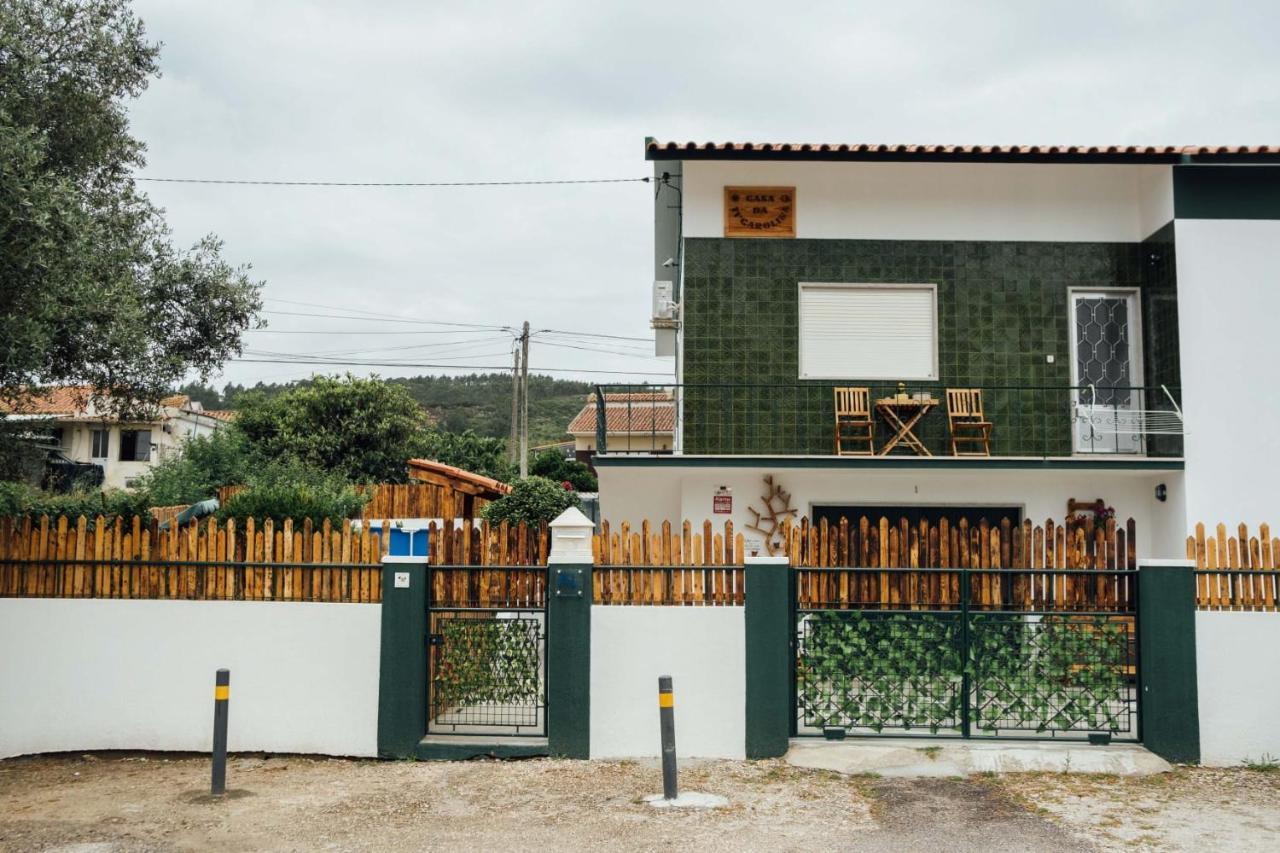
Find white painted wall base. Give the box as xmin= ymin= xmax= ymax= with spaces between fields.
xmin=0 ymin=600 xmax=381 ymax=760
xmin=1195 ymin=611 xmax=1280 ymax=766
xmin=590 ymin=606 xmax=745 ymax=759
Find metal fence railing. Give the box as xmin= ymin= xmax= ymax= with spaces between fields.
xmin=595 ymin=383 xmax=1183 ymax=458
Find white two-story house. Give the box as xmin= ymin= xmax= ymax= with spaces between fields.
xmin=592 ymin=139 xmax=1280 ymax=559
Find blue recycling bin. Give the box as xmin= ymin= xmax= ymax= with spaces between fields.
xmin=382 ymin=526 xmax=430 ymax=558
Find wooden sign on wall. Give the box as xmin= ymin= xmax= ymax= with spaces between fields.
xmin=724 ymin=186 xmax=796 ymax=238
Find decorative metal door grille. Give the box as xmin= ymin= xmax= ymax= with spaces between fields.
xmin=793 ymin=567 xmax=1139 ymax=740
xmin=1072 ymin=293 xmax=1144 ymax=453
xmin=427 ymin=566 xmax=547 ymax=736
xmin=1074 ymin=296 xmax=1134 ymax=407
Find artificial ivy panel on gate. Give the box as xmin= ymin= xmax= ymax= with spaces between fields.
xmin=795 ymin=611 xmax=1135 ymax=737
xmin=968 ymin=614 xmax=1132 ymax=734
xmin=430 ymin=617 xmax=543 ymax=727
xmin=796 ymin=611 xmax=965 ymax=734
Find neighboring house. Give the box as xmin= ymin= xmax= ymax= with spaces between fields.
xmin=591 ymin=139 xmax=1280 ymax=558
xmin=1 ymin=387 xmax=230 ymax=490
xmin=566 ymin=392 xmax=675 ymax=468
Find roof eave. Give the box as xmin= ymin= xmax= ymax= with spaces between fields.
xmin=644 ymin=141 xmax=1280 ymax=165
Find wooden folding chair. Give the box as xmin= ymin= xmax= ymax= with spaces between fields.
xmin=834 ymin=387 xmax=875 ymax=455
xmin=946 ymin=388 xmax=993 ymax=456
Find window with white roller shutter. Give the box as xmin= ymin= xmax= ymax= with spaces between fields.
xmin=797 ymin=283 xmax=938 ymax=380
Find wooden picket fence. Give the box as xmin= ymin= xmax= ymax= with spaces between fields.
xmin=419 ymin=519 xmax=548 ymax=566
xmin=0 ymin=515 xmax=385 ymax=602
xmin=594 ymin=514 xmax=1138 ymax=609
xmin=0 ymin=515 xmax=547 ymax=602
xmin=215 ymin=482 xmax=494 ymax=520
xmin=1188 ymin=522 xmax=1280 ymax=611
xmin=593 ymin=519 xmax=745 ymax=605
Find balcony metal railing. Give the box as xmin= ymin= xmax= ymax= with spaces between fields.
xmin=594 ymin=383 xmax=1183 ymax=458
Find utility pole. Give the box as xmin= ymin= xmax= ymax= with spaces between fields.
xmin=508 ymin=346 xmax=521 ymax=464
xmin=519 ymin=321 xmax=530 ymax=478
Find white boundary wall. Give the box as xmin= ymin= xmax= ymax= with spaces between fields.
xmin=1195 ymin=611 xmax=1280 ymax=766
xmin=0 ymin=600 xmax=380 ymax=760
xmin=590 ymin=606 xmax=744 ymax=759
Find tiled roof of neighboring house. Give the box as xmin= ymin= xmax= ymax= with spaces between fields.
xmin=567 ymin=393 xmax=676 ymax=435
xmin=201 ymin=409 xmax=237 ymax=422
xmin=645 ymin=139 xmax=1280 ymax=163
xmin=406 ymin=459 xmax=512 ymax=498
xmin=0 ymin=387 xmax=205 ymax=420
xmin=0 ymin=386 xmax=91 ymax=415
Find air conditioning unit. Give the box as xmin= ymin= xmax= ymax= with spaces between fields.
xmin=653 ymin=280 xmax=675 ymax=320
xmin=652 ymin=280 xmax=678 ymax=334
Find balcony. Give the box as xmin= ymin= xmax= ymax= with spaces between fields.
xmin=593 ymin=383 xmax=1183 ymax=462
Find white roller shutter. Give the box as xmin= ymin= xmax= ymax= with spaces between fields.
xmin=798 ymin=284 xmax=937 ymax=380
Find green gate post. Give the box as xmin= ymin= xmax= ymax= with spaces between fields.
xmin=744 ymin=555 xmax=792 ymax=759
xmin=547 ymin=508 xmax=594 ymax=759
xmin=1137 ymin=559 xmax=1201 ymax=763
xmin=376 ymin=556 xmax=428 ymax=758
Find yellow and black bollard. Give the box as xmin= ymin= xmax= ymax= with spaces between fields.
xmin=658 ymin=675 xmax=678 ymax=800
xmin=211 ymin=669 xmax=230 ymax=796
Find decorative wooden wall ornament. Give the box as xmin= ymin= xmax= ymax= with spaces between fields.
xmin=745 ymin=474 xmax=798 ymax=556
xmin=723 ymin=186 xmax=796 ymax=238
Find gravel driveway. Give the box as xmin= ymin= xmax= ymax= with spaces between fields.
xmin=0 ymin=753 xmax=1277 ymax=852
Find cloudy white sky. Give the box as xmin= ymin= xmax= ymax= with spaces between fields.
xmin=128 ymin=1 xmax=1280 ymax=390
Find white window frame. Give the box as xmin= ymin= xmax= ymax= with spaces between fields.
xmin=797 ymin=282 xmax=939 ymax=381
xmin=90 ymin=427 xmax=110 ymax=460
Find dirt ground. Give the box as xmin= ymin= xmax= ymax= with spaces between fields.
xmin=0 ymin=754 xmax=1277 ymax=853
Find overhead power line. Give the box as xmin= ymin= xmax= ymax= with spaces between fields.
xmin=230 ymin=356 xmax=672 ymax=377
xmin=245 ymin=328 xmax=504 ymax=336
xmin=533 ymin=340 xmax=661 ymax=359
xmin=534 ymin=328 xmax=652 ymax=343
xmin=261 ymin=310 xmax=512 ymax=331
xmin=139 ymin=176 xmax=651 ymax=188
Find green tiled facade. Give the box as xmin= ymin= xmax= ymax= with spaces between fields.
xmin=680 ymin=236 xmax=1182 ymax=456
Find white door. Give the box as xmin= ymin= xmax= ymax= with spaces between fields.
xmin=1070 ymin=290 xmax=1144 ymax=454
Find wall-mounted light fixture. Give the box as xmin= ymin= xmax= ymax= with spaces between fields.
xmin=1155 ymin=483 xmax=1168 ymax=503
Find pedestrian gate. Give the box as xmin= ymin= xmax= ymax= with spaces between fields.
xmin=427 ymin=565 xmax=547 ymax=736
xmin=792 ymin=566 xmax=1139 ymax=740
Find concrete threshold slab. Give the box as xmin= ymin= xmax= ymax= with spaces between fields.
xmin=786 ymin=737 xmax=1172 ymax=778
xmin=415 ymin=735 xmax=549 ymax=761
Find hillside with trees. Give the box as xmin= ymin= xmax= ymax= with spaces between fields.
xmin=180 ymin=373 xmax=595 ymax=446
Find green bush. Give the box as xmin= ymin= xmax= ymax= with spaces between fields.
xmin=216 ymin=459 xmax=367 ymax=526
xmin=529 ymin=448 xmax=596 ymax=492
xmin=480 ymin=476 xmax=580 ymax=526
xmin=418 ymin=429 xmax=516 ymax=483
xmin=233 ymin=374 xmax=433 ymax=483
xmin=135 ymin=429 xmax=249 ymax=506
xmin=0 ymin=481 xmax=152 ymax=523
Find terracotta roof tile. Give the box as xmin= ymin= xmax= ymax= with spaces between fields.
xmin=567 ymin=395 xmax=676 ymax=435
xmin=645 ymin=139 xmax=1280 ymax=161
xmin=201 ymin=409 xmax=237 ymax=422
xmin=1 ymin=387 xmax=204 ymax=418
xmin=0 ymin=386 xmax=92 ymax=415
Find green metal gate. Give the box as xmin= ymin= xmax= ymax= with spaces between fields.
xmin=426 ymin=565 xmax=547 ymax=737
xmin=792 ymin=566 xmax=1139 ymax=740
